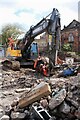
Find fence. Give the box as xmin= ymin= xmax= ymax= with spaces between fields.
xmin=0 ymin=46 xmax=6 ymax=58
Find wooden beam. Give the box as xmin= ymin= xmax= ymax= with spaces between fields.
xmin=17 ymin=82 xmax=51 ymax=108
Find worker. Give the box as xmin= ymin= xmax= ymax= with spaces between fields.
xmin=34 ymin=55 xmax=50 ymax=76
xmin=42 ymin=61 xmax=48 ymax=76
xmin=34 ymin=55 xmax=44 ymax=71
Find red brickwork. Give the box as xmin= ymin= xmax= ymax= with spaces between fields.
xmin=61 ymin=20 xmax=80 ymax=53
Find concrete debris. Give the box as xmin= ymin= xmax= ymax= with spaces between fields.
xmin=0 ymin=115 xmax=10 ymax=120
xmin=15 ymin=88 xmax=31 ymax=93
xmin=0 ymin=64 xmax=80 ymax=120
xmin=11 ymin=111 xmax=26 ymax=120
xmin=0 ymin=108 xmax=4 ymax=118
xmin=40 ymin=98 xmax=48 ymax=109
xmin=49 ymin=88 xmax=66 ymax=110
xmin=75 ymin=107 xmax=80 ymax=119
xmin=66 ymin=97 xmax=79 ymax=109
xmin=59 ymin=101 xmax=70 ymax=114
xmin=17 ymin=82 xmax=51 ymax=108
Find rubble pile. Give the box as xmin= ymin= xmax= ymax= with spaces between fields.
xmin=0 ymin=66 xmax=80 ymax=120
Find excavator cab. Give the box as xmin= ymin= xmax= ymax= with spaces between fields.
xmin=21 ymin=42 xmax=38 ymax=60
xmin=14 ymin=42 xmax=39 ymax=67
xmin=30 ymin=42 xmax=38 ymax=59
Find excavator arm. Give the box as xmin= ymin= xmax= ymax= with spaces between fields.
xmin=22 ymin=18 xmax=49 ymax=55
xmin=21 ymin=8 xmax=61 ymax=63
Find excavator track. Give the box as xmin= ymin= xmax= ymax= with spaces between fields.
xmin=2 ymin=60 xmax=20 ymax=71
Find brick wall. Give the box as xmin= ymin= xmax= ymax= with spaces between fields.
xmin=61 ymin=29 xmax=79 ymax=52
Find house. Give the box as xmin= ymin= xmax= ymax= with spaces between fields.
xmin=61 ymin=20 xmax=80 ymax=53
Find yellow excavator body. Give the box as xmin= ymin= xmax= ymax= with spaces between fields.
xmin=6 ymin=47 xmax=22 ymax=57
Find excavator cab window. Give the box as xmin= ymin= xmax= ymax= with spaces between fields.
xmin=30 ymin=42 xmax=38 ymax=59
xmin=24 ymin=42 xmax=38 ymax=60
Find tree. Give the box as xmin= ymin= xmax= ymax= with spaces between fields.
xmin=62 ymin=43 xmax=72 ymax=52
xmin=1 ymin=24 xmax=23 ymax=46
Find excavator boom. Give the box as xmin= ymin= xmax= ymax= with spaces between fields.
xmin=2 ymin=8 xmax=61 ymax=71
xmin=22 ymin=8 xmax=61 ymax=59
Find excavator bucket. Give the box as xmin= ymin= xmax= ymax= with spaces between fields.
xmin=1 ymin=59 xmax=20 ymax=71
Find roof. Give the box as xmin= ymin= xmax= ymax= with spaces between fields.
xmin=62 ymin=19 xmax=80 ymax=31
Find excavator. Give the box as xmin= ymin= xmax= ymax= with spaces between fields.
xmin=2 ymin=8 xmax=61 ymax=73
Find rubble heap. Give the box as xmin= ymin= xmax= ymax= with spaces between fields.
xmin=0 ymin=66 xmax=80 ymax=120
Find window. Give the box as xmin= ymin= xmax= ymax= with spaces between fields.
xmin=68 ymin=33 xmax=74 ymax=42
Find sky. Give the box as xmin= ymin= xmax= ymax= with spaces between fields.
xmin=0 ymin=0 xmax=79 ymax=33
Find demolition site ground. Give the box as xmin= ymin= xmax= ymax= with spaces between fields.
xmin=0 ymin=62 xmax=80 ymax=120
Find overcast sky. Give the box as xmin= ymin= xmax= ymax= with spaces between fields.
xmin=0 ymin=0 xmax=79 ymax=33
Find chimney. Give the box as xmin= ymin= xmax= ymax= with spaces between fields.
xmin=78 ymin=1 xmax=80 ymax=22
